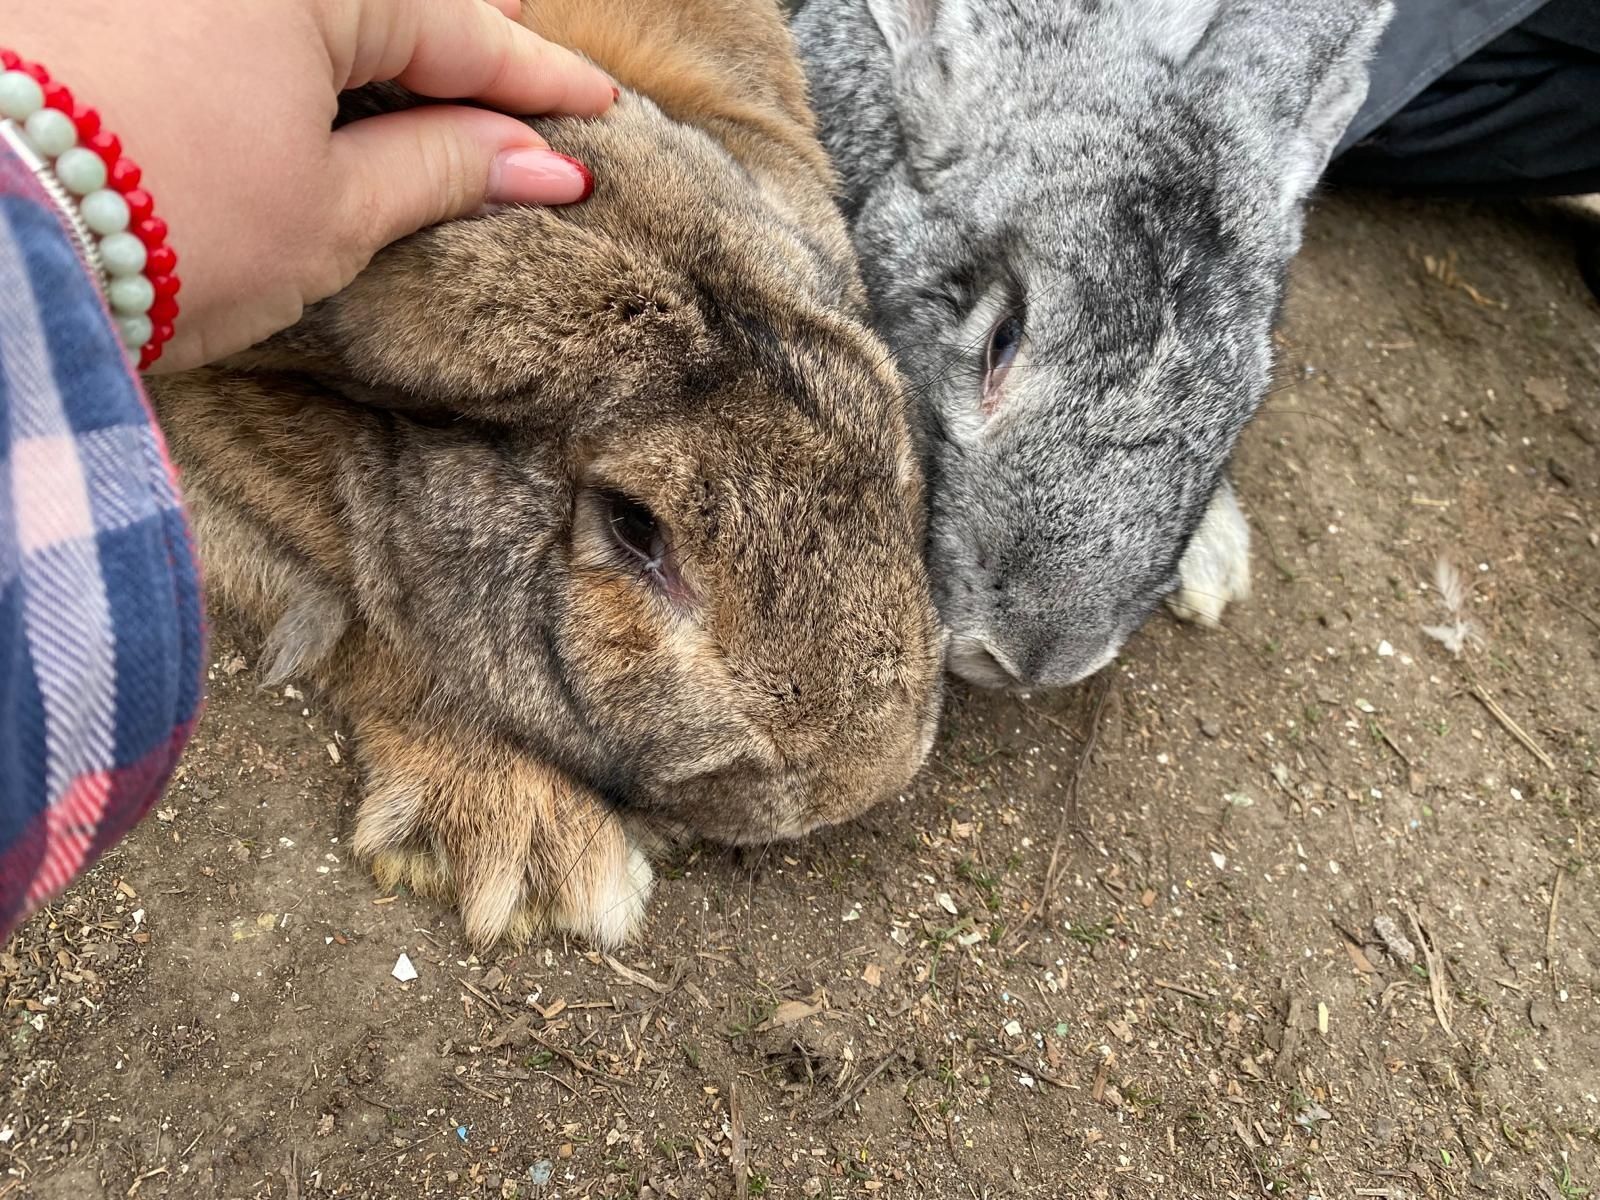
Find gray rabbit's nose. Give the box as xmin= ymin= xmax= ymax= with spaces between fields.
xmin=948 ymin=631 xmax=1122 ymax=691
xmin=947 ymin=635 xmax=1028 ymax=689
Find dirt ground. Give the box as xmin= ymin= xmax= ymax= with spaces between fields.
xmin=4 ymin=191 xmax=1598 ymax=1200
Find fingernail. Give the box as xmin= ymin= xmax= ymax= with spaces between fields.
xmin=489 ymin=148 xmax=594 ymax=206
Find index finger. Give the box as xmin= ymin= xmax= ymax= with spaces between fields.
xmin=348 ymin=0 xmax=616 ymax=118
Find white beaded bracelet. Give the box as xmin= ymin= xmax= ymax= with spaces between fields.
xmin=0 ymin=56 xmax=180 ymax=367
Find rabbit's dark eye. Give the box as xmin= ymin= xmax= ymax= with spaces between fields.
xmin=602 ymin=490 xmax=684 ymax=597
xmin=983 ymin=314 xmax=1023 ymax=415
xmin=605 ymin=491 xmax=664 ymax=563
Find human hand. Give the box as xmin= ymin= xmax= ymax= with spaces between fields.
xmin=7 ymin=0 xmax=616 ymax=372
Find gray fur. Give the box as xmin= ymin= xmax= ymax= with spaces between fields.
xmin=794 ymin=0 xmax=1392 ymax=687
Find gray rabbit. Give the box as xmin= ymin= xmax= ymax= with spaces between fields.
xmin=793 ymin=0 xmax=1392 ymax=687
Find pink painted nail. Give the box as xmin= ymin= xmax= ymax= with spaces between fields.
xmin=489 ymin=148 xmax=594 ymax=206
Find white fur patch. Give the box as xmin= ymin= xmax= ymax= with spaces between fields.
xmin=557 ymin=842 xmax=654 ymax=949
xmin=1168 ymin=480 xmax=1251 ymax=628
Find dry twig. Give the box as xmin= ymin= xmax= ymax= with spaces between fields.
xmin=829 ymin=1046 xmax=903 ymax=1118
xmin=455 ymin=975 xmax=506 ymax=1016
xmin=983 ymin=1050 xmax=1071 ymax=1089
xmin=1012 ymin=681 xmax=1113 ymax=943
xmin=603 ymin=955 xmax=671 ymax=995
xmin=1469 ymin=684 xmax=1556 ymax=770
xmin=730 ymin=1079 xmax=748 ymax=1200
xmin=1154 ymin=978 xmax=1213 ymax=1003
xmin=1545 ymin=867 xmax=1565 ymax=995
xmin=1406 ymin=905 xmax=1454 ymax=1039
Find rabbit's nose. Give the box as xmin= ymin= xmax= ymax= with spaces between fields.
xmin=947 ymin=634 xmax=1028 ymax=690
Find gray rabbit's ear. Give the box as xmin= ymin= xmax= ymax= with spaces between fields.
xmin=865 ymin=0 xmax=982 ymax=76
xmin=863 ymin=0 xmax=939 ymax=64
xmin=1189 ymin=0 xmax=1393 ymax=215
xmin=1130 ymin=0 xmax=1222 ymax=63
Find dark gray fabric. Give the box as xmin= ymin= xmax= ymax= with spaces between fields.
xmin=1333 ymin=0 xmax=1600 ymax=195
xmin=1337 ymin=0 xmax=1553 ymax=151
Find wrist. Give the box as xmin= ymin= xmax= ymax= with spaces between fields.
xmin=0 ymin=48 xmax=180 ymax=369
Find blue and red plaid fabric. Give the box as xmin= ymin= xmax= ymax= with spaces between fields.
xmin=0 ymin=140 xmax=204 ymax=943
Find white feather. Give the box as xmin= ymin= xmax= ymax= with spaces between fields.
xmin=1421 ymin=557 xmax=1480 ymax=656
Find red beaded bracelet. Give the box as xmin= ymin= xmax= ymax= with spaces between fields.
xmin=0 ymin=48 xmax=180 ymax=369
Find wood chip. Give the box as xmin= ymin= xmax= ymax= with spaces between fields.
xmin=755 ymin=997 xmax=825 ymax=1032
xmin=1407 ymin=905 xmax=1454 ymax=1039
xmin=682 ymin=981 xmax=713 ymax=1010
xmin=1344 ymin=942 xmax=1377 ymax=974
xmin=603 ymin=955 xmax=670 ymax=995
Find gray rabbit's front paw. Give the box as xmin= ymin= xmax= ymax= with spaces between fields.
xmin=1168 ymin=480 xmax=1251 ymax=628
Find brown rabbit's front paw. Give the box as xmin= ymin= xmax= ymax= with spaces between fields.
xmin=350 ymin=719 xmax=653 ymax=950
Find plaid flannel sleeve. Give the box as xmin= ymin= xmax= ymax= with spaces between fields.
xmin=0 ymin=141 xmax=204 ymax=944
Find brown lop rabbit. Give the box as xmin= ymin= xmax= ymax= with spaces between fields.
xmin=146 ymin=0 xmax=944 ymax=950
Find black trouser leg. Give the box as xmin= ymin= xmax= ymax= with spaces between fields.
xmin=1332 ymin=0 xmax=1600 ymax=199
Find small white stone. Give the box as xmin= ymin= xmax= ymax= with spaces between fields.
xmin=1377 ymin=640 xmax=1394 ymax=657
xmin=1003 ymin=1019 xmax=1022 ymax=1037
xmin=392 ymin=953 xmax=418 ymax=982
xmin=1210 ymin=850 xmax=1227 ymax=870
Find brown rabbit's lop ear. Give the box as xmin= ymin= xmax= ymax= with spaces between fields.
xmin=233 ymin=209 xmax=720 ymax=429
xmin=223 ymin=78 xmax=723 ymax=426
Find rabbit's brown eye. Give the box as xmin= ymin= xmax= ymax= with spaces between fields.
xmin=982 ymin=314 xmax=1023 ymax=414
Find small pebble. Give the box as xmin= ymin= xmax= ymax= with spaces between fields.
xmin=1372 ymin=914 xmax=1416 ymax=964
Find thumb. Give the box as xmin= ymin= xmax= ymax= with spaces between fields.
xmin=332 ymin=104 xmax=594 ymax=253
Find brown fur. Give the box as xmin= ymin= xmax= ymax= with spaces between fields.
xmin=147 ymin=0 xmax=942 ymax=949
